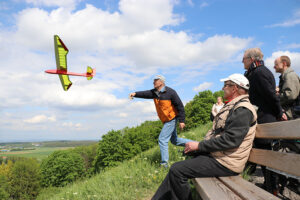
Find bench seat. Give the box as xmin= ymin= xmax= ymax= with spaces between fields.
xmin=193 ymin=119 xmax=300 ymax=200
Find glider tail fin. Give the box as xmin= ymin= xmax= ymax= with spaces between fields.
xmin=87 ymin=66 xmax=96 ymax=80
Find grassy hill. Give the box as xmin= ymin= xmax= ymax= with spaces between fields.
xmin=37 ymin=123 xmax=211 ymax=200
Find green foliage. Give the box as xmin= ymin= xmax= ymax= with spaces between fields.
xmin=0 ymin=175 xmax=9 ymax=200
xmin=36 ymin=123 xmax=212 ymax=200
xmin=93 ymin=120 xmax=162 ymax=172
xmin=40 ymin=151 xmax=85 ymax=187
xmin=8 ymin=158 xmax=41 ymax=200
xmin=72 ymin=144 xmax=98 ymax=176
xmin=185 ymin=90 xmax=223 ymax=130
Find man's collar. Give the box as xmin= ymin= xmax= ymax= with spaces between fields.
xmin=160 ymin=86 xmax=166 ymax=92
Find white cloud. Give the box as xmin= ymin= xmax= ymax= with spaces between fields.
xmin=193 ymin=82 xmax=213 ymax=92
xmin=119 ymin=112 xmax=128 ymax=118
xmin=199 ymin=2 xmax=209 ymax=9
xmin=285 ymin=43 xmax=300 ymax=49
xmin=25 ymin=0 xmax=82 ymax=9
xmin=187 ymin=0 xmax=194 ymax=6
xmin=266 ymin=8 xmax=300 ymax=28
xmin=0 ymin=0 xmax=252 ymax=141
xmin=62 ymin=121 xmax=82 ymax=129
xmin=24 ymin=114 xmax=56 ymax=123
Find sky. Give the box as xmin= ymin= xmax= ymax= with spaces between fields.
xmin=0 ymin=0 xmax=300 ymax=142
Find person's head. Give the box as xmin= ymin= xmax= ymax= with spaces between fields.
xmin=274 ymin=56 xmax=290 ymax=74
xmin=217 ymin=96 xmax=223 ymax=104
xmin=153 ymin=75 xmax=165 ymax=90
xmin=242 ymin=48 xmax=264 ymax=70
xmin=220 ymin=74 xmax=249 ymax=100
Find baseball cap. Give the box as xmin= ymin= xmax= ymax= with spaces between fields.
xmin=154 ymin=75 xmax=166 ymax=83
xmin=220 ymin=73 xmax=249 ymax=90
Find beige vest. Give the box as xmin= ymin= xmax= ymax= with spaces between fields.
xmin=205 ymin=95 xmax=257 ymax=173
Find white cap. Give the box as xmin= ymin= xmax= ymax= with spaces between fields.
xmin=154 ymin=75 xmax=165 ymax=83
xmin=220 ymin=73 xmax=249 ymax=90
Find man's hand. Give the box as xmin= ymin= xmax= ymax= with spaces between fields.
xmin=129 ymin=92 xmax=136 ymax=100
xmin=184 ymin=141 xmax=199 ymax=154
xmin=281 ymin=113 xmax=288 ymax=121
xmin=179 ymin=122 xmax=185 ymax=130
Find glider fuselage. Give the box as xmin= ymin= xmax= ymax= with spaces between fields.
xmin=45 ymin=69 xmax=94 ymax=77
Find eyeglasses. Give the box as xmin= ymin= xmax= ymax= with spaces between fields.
xmin=223 ymin=83 xmax=235 ymax=88
xmin=242 ymin=57 xmax=250 ymax=63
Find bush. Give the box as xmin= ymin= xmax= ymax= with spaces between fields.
xmin=72 ymin=143 xmax=98 ymax=176
xmin=40 ymin=150 xmax=85 ymax=187
xmin=0 ymin=175 xmax=9 ymax=200
xmin=185 ymin=90 xmax=223 ymax=130
xmin=8 ymin=158 xmax=41 ymax=200
xmin=0 ymin=160 xmax=13 ymax=177
xmin=93 ymin=120 xmax=162 ymax=172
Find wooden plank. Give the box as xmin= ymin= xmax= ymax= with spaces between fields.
xmin=255 ymin=119 xmax=300 ymax=139
xmin=192 ymin=177 xmax=242 ymax=200
xmin=248 ymin=148 xmax=300 ymax=177
xmin=219 ymin=176 xmax=280 ymax=200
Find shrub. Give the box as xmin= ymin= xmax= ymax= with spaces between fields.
xmin=0 ymin=175 xmax=9 ymax=200
xmin=0 ymin=160 xmax=13 ymax=177
xmin=40 ymin=150 xmax=85 ymax=187
xmin=8 ymin=158 xmax=41 ymax=200
xmin=185 ymin=90 xmax=223 ymax=130
xmin=93 ymin=120 xmax=162 ymax=172
xmin=72 ymin=143 xmax=98 ymax=176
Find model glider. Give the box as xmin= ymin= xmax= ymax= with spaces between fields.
xmin=45 ymin=35 xmax=96 ymax=91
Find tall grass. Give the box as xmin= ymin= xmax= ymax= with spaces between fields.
xmin=37 ymin=123 xmax=211 ymax=200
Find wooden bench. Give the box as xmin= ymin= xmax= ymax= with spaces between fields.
xmin=192 ymin=119 xmax=300 ymax=200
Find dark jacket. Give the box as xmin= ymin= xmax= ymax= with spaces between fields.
xmin=135 ymin=86 xmax=185 ymax=123
xmin=245 ymin=62 xmax=283 ymax=122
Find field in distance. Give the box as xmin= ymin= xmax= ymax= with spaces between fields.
xmin=0 ymin=140 xmax=97 ymax=160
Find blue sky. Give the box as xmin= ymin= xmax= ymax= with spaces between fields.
xmin=0 ymin=0 xmax=300 ymax=142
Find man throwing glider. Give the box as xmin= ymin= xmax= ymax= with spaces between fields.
xmin=129 ymin=75 xmax=192 ymax=167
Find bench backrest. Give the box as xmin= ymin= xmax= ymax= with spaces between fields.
xmin=248 ymin=119 xmax=300 ymax=177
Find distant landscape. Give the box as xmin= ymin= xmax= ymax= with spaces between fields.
xmin=0 ymin=140 xmax=98 ymax=160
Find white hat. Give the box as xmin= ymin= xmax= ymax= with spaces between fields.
xmin=220 ymin=73 xmax=249 ymax=90
xmin=154 ymin=75 xmax=166 ymax=83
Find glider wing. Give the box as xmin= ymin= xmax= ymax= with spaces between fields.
xmin=54 ymin=35 xmax=72 ymax=91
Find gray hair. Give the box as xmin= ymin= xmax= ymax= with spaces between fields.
xmin=244 ymin=48 xmax=264 ymax=61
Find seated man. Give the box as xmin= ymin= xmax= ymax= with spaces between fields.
xmin=152 ymin=73 xmax=257 ymax=200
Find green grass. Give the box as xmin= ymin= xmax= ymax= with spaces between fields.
xmin=37 ymin=123 xmax=211 ymax=200
xmin=0 ymin=147 xmax=72 ymax=161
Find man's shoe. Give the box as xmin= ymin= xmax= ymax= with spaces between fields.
xmin=160 ymin=162 xmax=169 ymax=168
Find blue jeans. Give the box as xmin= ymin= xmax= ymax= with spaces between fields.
xmin=159 ymin=118 xmax=193 ymax=164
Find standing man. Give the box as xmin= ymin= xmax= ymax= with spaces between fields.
xmin=152 ymin=73 xmax=257 ymax=200
xmin=129 ymin=75 xmax=192 ymax=167
xmin=274 ymin=55 xmax=300 ymax=119
xmin=243 ymin=48 xmax=287 ymax=193
xmin=243 ymin=47 xmax=287 ymax=124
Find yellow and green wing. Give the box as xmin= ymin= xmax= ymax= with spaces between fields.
xmin=54 ymin=35 xmax=72 ymax=91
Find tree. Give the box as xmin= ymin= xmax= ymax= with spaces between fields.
xmin=8 ymin=158 xmax=41 ymax=200
xmin=72 ymin=143 xmax=98 ymax=176
xmin=185 ymin=90 xmax=223 ymax=130
xmin=40 ymin=151 xmax=85 ymax=187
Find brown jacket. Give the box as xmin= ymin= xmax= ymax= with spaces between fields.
xmin=204 ymin=95 xmax=257 ymax=173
